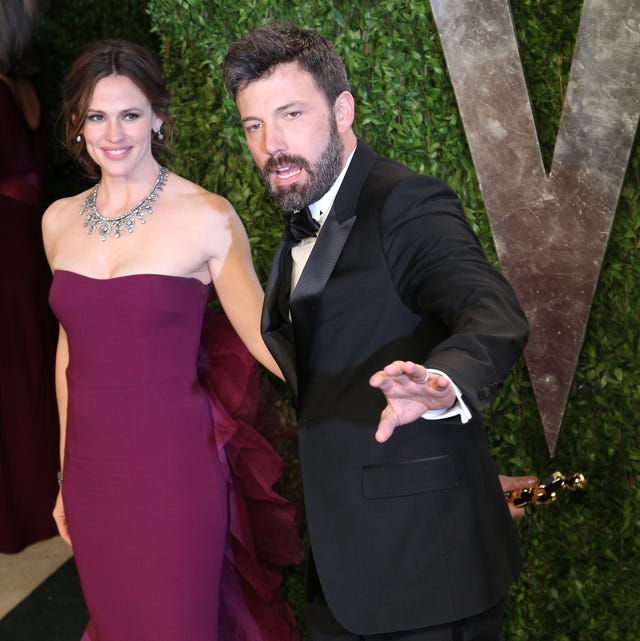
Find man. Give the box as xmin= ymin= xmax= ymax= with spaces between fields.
xmin=223 ymin=22 xmax=530 ymax=641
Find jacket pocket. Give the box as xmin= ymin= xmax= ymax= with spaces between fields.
xmin=362 ymin=454 xmax=458 ymax=499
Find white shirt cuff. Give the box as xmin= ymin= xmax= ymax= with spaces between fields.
xmin=421 ymin=369 xmax=472 ymax=424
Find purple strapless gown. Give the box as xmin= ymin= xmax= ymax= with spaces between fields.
xmin=50 ymin=271 xmax=302 ymax=641
xmin=51 ymin=271 xmax=226 ymax=640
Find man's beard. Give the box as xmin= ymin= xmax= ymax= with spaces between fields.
xmin=262 ymin=118 xmax=344 ymax=212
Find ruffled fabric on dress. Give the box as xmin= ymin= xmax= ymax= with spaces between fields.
xmin=197 ymin=305 xmax=304 ymax=641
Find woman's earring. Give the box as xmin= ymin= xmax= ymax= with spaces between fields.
xmin=155 ymin=128 xmax=164 ymax=141
xmin=76 ymin=134 xmax=82 ymax=143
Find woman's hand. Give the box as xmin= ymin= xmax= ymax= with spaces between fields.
xmin=52 ymin=490 xmax=72 ymax=546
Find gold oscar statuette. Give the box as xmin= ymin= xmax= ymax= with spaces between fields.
xmin=505 ymin=471 xmax=586 ymax=508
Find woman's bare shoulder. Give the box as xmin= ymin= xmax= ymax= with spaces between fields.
xmin=43 ymin=191 xmax=89 ymax=225
xmin=42 ymin=190 xmax=95 ymax=246
xmin=165 ymin=172 xmax=239 ymax=225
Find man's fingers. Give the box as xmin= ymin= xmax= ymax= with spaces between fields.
xmin=500 ymin=475 xmax=539 ymax=520
xmin=500 ymin=475 xmax=538 ymax=492
xmin=375 ymin=409 xmax=398 ymax=443
xmin=509 ymin=505 xmax=526 ymax=520
xmin=375 ymin=423 xmax=394 ymax=443
xmin=429 ymin=374 xmax=451 ymax=392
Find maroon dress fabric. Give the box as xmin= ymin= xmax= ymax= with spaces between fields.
xmin=0 ymin=78 xmax=59 ymax=553
xmin=49 ymin=271 xmax=302 ymax=641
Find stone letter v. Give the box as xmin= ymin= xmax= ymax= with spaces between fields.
xmin=430 ymin=0 xmax=640 ymax=454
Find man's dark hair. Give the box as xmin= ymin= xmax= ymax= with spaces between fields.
xmin=222 ymin=22 xmax=350 ymax=105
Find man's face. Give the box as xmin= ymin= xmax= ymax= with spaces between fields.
xmin=235 ymin=62 xmax=345 ymax=211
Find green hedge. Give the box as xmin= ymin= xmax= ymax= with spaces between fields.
xmin=39 ymin=1 xmax=639 ymax=638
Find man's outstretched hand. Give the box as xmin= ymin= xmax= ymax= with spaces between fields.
xmin=369 ymin=360 xmax=456 ymax=443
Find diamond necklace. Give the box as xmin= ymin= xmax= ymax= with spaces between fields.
xmin=80 ymin=166 xmax=170 ymax=241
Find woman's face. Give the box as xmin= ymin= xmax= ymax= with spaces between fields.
xmin=81 ymin=74 xmax=162 ymax=177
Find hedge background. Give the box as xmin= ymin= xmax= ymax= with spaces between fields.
xmin=35 ymin=1 xmax=639 ymax=639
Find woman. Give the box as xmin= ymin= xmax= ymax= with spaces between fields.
xmin=0 ymin=0 xmax=59 ymax=553
xmin=42 ymin=40 xmax=300 ymax=641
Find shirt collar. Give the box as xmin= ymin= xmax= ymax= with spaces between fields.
xmin=308 ymin=144 xmax=357 ymax=221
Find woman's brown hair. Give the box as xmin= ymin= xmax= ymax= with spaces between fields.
xmin=62 ymin=40 xmax=172 ymax=178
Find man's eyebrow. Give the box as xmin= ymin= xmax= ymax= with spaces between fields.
xmin=240 ymin=101 xmax=306 ymax=124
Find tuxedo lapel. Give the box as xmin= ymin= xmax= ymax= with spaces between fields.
xmin=262 ymin=142 xmax=380 ymax=401
xmin=290 ymin=143 xmax=379 ymax=376
xmin=289 ymin=207 xmax=356 ymax=355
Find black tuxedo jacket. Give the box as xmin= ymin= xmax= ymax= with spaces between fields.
xmin=262 ymin=142 xmax=529 ymax=635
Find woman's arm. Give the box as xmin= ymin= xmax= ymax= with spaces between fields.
xmin=207 ymin=201 xmax=283 ymax=379
xmin=52 ymin=324 xmax=72 ymax=546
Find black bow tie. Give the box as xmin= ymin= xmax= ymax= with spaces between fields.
xmin=284 ymin=207 xmax=320 ymax=242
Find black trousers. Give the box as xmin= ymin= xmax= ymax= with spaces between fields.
xmin=306 ymin=554 xmax=506 ymax=641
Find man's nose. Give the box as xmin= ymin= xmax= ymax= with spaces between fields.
xmin=262 ymin=122 xmax=286 ymax=156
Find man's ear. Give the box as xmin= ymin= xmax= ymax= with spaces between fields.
xmin=334 ymin=91 xmax=355 ymax=132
